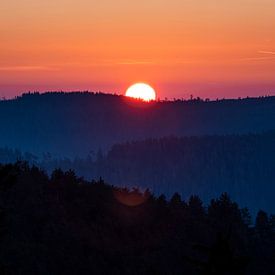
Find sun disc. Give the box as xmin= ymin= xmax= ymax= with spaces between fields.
xmin=125 ymin=83 xmax=156 ymax=101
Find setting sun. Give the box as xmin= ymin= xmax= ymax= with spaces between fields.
xmin=125 ymin=83 xmax=156 ymax=101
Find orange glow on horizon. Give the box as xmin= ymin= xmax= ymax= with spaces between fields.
xmin=1 ymin=0 xmax=275 ymax=98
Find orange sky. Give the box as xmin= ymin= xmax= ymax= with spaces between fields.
xmin=1 ymin=0 xmax=275 ymax=99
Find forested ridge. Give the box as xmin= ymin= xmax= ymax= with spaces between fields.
xmin=0 ymin=162 xmax=275 ymax=274
xmin=1 ymin=131 xmax=275 ymax=214
xmin=1 ymin=92 xmax=275 ymax=157
xmin=97 ymin=133 xmax=275 ymax=214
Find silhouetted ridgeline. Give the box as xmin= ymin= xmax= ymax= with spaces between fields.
xmin=1 ymin=132 xmax=275 ymax=214
xmin=97 ymin=133 xmax=275 ymax=214
xmin=0 ymin=162 xmax=275 ymax=274
xmin=1 ymin=92 xmax=275 ymax=157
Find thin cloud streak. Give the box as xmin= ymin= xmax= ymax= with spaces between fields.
xmin=258 ymin=51 xmax=275 ymax=55
xmin=116 ymin=60 xmax=155 ymax=65
xmin=239 ymin=51 xmax=275 ymax=61
xmin=0 ymin=66 xmax=60 ymax=71
xmin=240 ymin=56 xmax=275 ymax=61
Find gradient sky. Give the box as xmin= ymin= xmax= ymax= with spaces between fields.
xmin=1 ymin=0 xmax=275 ymax=99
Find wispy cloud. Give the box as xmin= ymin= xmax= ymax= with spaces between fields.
xmin=116 ymin=59 xmax=199 ymax=66
xmin=58 ymin=60 xmax=156 ymax=67
xmin=240 ymin=56 xmax=275 ymax=61
xmin=116 ymin=60 xmax=155 ymax=65
xmin=239 ymin=50 xmax=275 ymax=62
xmin=0 ymin=66 xmax=59 ymax=71
xmin=258 ymin=51 xmax=275 ymax=55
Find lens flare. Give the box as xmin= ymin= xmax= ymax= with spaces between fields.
xmin=114 ymin=188 xmax=150 ymax=207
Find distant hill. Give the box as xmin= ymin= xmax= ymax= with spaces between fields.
xmin=32 ymin=132 xmax=275 ymax=214
xmin=1 ymin=131 xmax=275 ymax=214
xmin=96 ymin=133 xmax=275 ymax=214
xmin=1 ymin=92 xmax=275 ymax=157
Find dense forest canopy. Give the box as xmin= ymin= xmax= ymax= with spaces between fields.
xmin=1 ymin=131 xmax=275 ymax=214
xmin=0 ymin=162 xmax=275 ymax=274
xmin=1 ymin=92 xmax=275 ymax=157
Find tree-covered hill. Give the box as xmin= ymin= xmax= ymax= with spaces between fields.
xmin=35 ymin=132 xmax=275 ymax=214
xmin=1 ymin=92 xmax=275 ymax=157
xmin=0 ymin=162 xmax=275 ymax=274
xmin=1 ymin=131 xmax=275 ymax=214
xmin=97 ymin=133 xmax=275 ymax=213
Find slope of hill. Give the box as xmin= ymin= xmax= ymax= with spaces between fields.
xmin=26 ymin=132 xmax=275 ymax=214
xmin=1 ymin=92 xmax=275 ymax=157
xmin=0 ymin=163 xmax=274 ymax=274
xmin=96 ymin=133 xmax=275 ymax=214
xmin=1 ymin=132 xmax=274 ymax=214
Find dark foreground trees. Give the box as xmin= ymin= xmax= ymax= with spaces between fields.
xmin=0 ymin=163 xmax=274 ymax=274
